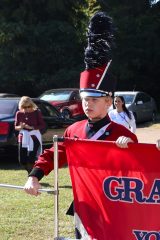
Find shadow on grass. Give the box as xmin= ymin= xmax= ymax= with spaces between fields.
xmin=0 ymin=146 xmax=20 ymax=169
xmin=59 ymin=185 xmax=72 ymax=189
xmin=40 ymin=182 xmax=53 ymax=188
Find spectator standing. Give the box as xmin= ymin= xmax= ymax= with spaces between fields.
xmin=108 ymin=95 xmax=136 ymax=133
xmin=15 ymin=96 xmax=46 ymax=174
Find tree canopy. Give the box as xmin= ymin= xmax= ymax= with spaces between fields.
xmin=0 ymin=0 xmax=87 ymax=96
xmin=0 ymin=0 xmax=159 ymax=107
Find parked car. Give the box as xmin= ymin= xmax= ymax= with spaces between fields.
xmin=39 ymin=88 xmax=84 ymax=119
xmin=0 ymin=93 xmax=20 ymax=97
xmin=113 ymin=91 xmax=157 ymax=123
xmin=0 ymin=98 xmax=73 ymax=151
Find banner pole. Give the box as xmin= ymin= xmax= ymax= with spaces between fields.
xmin=53 ymin=135 xmax=59 ymax=240
xmin=0 ymin=183 xmax=54 ymax=194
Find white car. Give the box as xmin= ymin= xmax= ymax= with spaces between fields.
xmin=111 ymin=91 xmax=157 ymax=123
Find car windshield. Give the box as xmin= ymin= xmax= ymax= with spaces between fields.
xmin=40 ymin=91 xmax=71 ymax=101
xmin=0 ymin=101 xmax=18 ymax=114
xmin=115 ymin=94 xmax=135 ymax=104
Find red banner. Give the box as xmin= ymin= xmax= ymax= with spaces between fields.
xmin=65 ymin=139 xmax=160 ymax=240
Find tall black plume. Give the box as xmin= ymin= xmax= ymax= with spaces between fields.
xmin=84 ymin=12 xmax=114 ymax=69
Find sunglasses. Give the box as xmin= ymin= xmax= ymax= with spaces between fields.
xmin=23 ymin=105 xmax=32 ymax=109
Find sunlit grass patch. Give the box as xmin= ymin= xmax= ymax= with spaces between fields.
xmin=0 ymin=167 xmax=75 ymax=240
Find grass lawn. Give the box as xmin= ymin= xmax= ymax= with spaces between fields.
xmin=0 ymin=118 xmax=160 ymax=239
xmin=0 ymin=164 xmax=75 ymax=240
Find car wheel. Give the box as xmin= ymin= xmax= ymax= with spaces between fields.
xmin=62 ymin=109 xmax=71 ymax=119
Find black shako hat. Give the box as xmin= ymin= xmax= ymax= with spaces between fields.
xmin=79 ymin=12 xmax=116 ymax=98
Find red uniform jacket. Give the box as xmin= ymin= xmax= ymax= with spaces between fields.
xmin=31 ymin=116 xmax=138 ymax=180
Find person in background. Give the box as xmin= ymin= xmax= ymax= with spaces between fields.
xmin=156 ymin=139 xmax=160 ymax=150
xmin=108 ymin=95 xmax=136 ymax=133
xmin=15 ymin=96 xmax=46 ymax=174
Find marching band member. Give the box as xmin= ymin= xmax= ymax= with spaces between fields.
xmin=24 ymin=12 xmax=138 ymax=239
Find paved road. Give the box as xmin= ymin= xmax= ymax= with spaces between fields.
xmin=136 ymin=125 xmax=159 ymax=144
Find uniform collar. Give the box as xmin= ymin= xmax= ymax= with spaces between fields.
xmin=87 ymin=115 xmax=111 ymax=132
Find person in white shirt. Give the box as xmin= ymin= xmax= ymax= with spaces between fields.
xmin=108 ymin=95 xmax=136 ymax=133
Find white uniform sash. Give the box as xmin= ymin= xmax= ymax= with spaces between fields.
xmin=89 ymin=123 xmax=111 ymax=140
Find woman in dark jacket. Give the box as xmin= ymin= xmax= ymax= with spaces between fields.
xmin=15 ymin=96 xmax=46 ymax=174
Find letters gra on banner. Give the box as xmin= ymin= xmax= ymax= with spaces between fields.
xmin=103 ymin=177 xmax=160 ymax=203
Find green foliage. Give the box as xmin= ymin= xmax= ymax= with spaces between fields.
xmin=0 ymin=0 xmax=160 ymax=104
xmin=0 ymin=0 xmax=86 ymax=96
xmin=97 ymin=0 xmax=160 ymax=103
xmin=86 ymin=0 xmax=102 ymax=17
